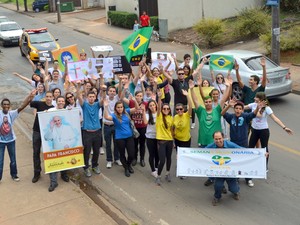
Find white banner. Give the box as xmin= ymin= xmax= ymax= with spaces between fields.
xmin=151 ymin=52 xmax=176 ymax=72
xmin=177 ymin=147 xmax=267 ymax=179
xmin=67 ymin=61 xmax=89 ymax=81
xmin=87 ymin=58 xmax=114 ymax=79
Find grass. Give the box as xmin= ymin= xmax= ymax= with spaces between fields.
xmin=281 ymin=51 xmax=300 ymax=64
xmin=0 ymin=0 xmax=35 ymax=8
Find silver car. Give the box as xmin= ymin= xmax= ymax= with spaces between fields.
xmin=200 ymin=50 xmax=292 ymax=100
xmin=0 ymin=21 xmax=23 ymax=47
xmin=0 ymin=16 xmax=10 ymax=23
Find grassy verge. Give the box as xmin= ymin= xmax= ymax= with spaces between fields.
xmin=0 ymin=0 xmax=34 ymax=8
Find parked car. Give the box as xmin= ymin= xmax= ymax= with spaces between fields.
xmin=19 ymin=27 xmax=60 ymax=61
xmin=200 ymin=50 xmax=292 ymax=100
xmin=0 ymin=16 xmax=10 ymax=23
xmin=0 ymin=21 xmax=23 ymax=47
xmin=32 ymin=0 xmax=49 ymax=12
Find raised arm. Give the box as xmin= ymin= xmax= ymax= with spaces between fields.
xmin=17 ymin=89 xmax=37 ymax=113
xmin=189 ymin=79 xmax=199 ymax=109
xmin=75 ymin=82 xmax=84 ymax=106
xmin=26 ymin=55 xmax=36 ymax=72
xmin=235 ymin=60 xmax=244 ymax=88
xmin=171 ymin=54 xmax=179 ymax=71
xmin=260 ymin=57 xmax=267 ymax=88
xmin=182 ymin=89 xmax=192 ymax=116
xmin=103 ymin=98 xmax=113 ymax=121
xmin=269 ymin=112 xmax=293 ymax=135
xmin=157 ymin=90 xmax=162 ymax=116
xmin=13 ymin=72 xmax=33 ymax=85
xmin=63 ymin=58 xmax=68 ymax=81
xmin=219 ymin=78 xmax=232 ymax=108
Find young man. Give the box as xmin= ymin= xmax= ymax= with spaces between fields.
xmin=140 ymin=11 xmax=150 ymax=27
xmin=30 ymin=91 xmax=55 ymax=183
xmin=77 ymin=84 xmax=102 ymax=177
xmin=44 ymin=96 xmax=71 ymax=192
xmin=236 ymin=57 xmax=267 ymax=110
xmin=206 ymin=131 xmax=241 ymax=206
xmin=102 ymin=86 xmax=122 ymax=168
xmin=0 ymin=90 xmax=36 ymax=182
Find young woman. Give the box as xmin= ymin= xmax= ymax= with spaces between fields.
xmin=145 ymin=99 xmax=159 ymax=177
xmin=33 ymin=83 xmax=46 ymax=102
xmin=65 ymin=92 xmax=83 ymax=123
xmin=51 ymin=88 xmax=61 ymax=107
xmin=13 ymin=72 xmax=43 ymax=88
xmin=103 ymin=100 xmax=139 ymax=177
xmin=155 ymin=92 xmax=174 ymax=185
xmin=210 ymin=70 xmax=229 ymax=100
xmin=246 ymin=92 xmax=293 ymax=168
xmin=173 ymin=90 xmax=192 ymax=149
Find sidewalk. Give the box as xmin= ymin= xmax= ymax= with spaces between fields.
xmin=0 ymin=111 xmax=129 ymax=225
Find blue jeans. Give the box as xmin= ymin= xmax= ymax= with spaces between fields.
xmin=104 ymin=124 xmax=119 ymax=162
xmin=214 ymin=178 xmax=240 ymax=199
xmin=0 ymin=141 xmax=17 ymax=180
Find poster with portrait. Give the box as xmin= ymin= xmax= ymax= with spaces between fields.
xmin=52 ymin=44 xmax=80 ymax=71
xmin=151 ymin=52 xmax=176 ymax=72
xmin=38 ymin=109 xmax=84 ymax=173
xmin=87 ymin=57 xmax=114 ymax=79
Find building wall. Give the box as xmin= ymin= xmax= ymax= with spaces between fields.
xmin=105 ymin=0 xmax=263 ymax=32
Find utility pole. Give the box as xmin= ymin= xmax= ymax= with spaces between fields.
xmin=271 ymin=3 xmax=280 ymax=65
xmin=57 ymin=0 xmax=61 ymax=23
xmin=16 ymin=0 xmax=19 ymax=11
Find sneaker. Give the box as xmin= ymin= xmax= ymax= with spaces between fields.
xmin=212 ymin=198 xmax=220 ymax=206
xmin=233 ymin=193 xmax=240 ymax=200
xmin=92 ymin=166 xmax=101 ymax=174
xmin=165 ymin=174 xmax=171 ymax=182
xmin=151 ymin=171 xmax=158 ymax=178
xmin=84 ymin=168 xmax=92 ymax=177
xmin=61 ymin=175 xmax=69 ymax=182
xmin=124 ymin=169 xmax=130 ymax=177
xmin=115 ymin=160 xmax=122 ymax=166
xmin=155 ymin=177 xmax=161 ymax=186
xmin=222 ymin=187 xmax=227 ymax=194
xmin=106 ymin=161 xmax=112 ymax=169
xmin=191 ymin=123 xmax=196 ymax=129
xmin=48 ymin=183 xmax=58 ymax=192
xmin=247 ymin=180 xmax=254 ymax=187
xmin=12 ymin=176 xmax=20 ymax=182
xmin=204 ymin=179 xmax=214 ymax=186
xmin=100 ymin=147 xmax=105 ymax=155
xmin=180 ymin=176 xmax=187 ymax=179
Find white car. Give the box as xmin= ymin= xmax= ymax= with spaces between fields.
xmin=0 ymin=16 xmax=10 ymax=23
xmin=200 ymin=50 xmax=292 ymax=100
xmin=0 ymin=21 xmax=23 ymax=47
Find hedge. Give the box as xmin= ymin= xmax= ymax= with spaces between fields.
xmin=108 ymin=11 xmax=138 ymax=29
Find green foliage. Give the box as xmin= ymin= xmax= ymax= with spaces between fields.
xmin=150 ymin=16 xmax=159 ymax=31
xmin=193 ymin=18 xmax=224 ymax=48
xmin=281 ymin=26 xmax=300 ymax=51
xmin=280 ymin=0 xmax=300 ymax=12
xmin=234 ymin=8 xmax=271 ymax=38
xmin=108 ymin=11 xmax=138 ymax=29
xmin=44 ymin=4 xmax=49 ymax=11
xmin=259 ymin=33 xmax=272 ymax=53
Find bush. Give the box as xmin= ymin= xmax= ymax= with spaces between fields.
xmin=193 ymin=18 xmax=224 ymax=48
xmin=260 ymin=26 xmax=300 ymax=53
xmin=150 ymin=16 xmax=159 ymax=31
xmin=234 ymin=8 xmax=271 ymax=38
xmin=108 ymin=11 xmax=138 ymax=29
xmin=44 ymin=5 xmax=49 ymax=11
xmin=280 ymin=0 xmax=300 ymax=12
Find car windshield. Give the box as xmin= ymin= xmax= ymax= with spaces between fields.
xmin=29 ymin=32 xmax=53 ymax=44
xmin=0 ymin=17 xmax=9 ymax=23
xmin=244 ymin=56 xmax=278 ymax=71
xmin=0 ymin=23 xmax=21 ymax=31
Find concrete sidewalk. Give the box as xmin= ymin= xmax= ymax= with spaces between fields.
xmin=0 ymin=110 xmax=130 ymax=225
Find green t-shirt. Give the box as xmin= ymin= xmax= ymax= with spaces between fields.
xmin=195 ymin=104 xmax=222 ymax=145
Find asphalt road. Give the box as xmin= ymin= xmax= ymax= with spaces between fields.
xmin=1 ymin=7 xmax=300 ymax=225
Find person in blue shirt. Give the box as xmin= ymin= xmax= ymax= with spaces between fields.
xmin=206 ymin=131 xmax=241 ymax=206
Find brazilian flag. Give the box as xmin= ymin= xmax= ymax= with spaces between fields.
xmin=192 ymin=44 xmax=202 ymax=70
xmin=121 ymin=27 xmax=153 ymax=63
xmin=209 ymin=54 xmax=234 ymax=71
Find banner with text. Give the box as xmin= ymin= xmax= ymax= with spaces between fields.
xmin=177 ymin=147 xmax=267 ymax=179
xmin=38 ymin=109 xmax=84 ymax=173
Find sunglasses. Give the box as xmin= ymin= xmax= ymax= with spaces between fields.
xmin=217 ymin=76 xmax=223 ymax=79
xmin=66 ymin=95 xmax=73 ymax=99
xmin=178 ymin=73 xmax=184 ymax=75
xmin=162 ymin=108 xmax=170 ymax=110
xmin=176 ymin=108 xmax=183 ymax=111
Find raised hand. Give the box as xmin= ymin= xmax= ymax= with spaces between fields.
xmin=260 ymin=57 xmax=266 ymax=67
xmin=182 ymin=89 xmax=188 ymax=96
xmin=189 ymin=79 xmax=195 ymax=89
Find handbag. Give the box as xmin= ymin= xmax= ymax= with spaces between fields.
xmin=130 ymin=119 xmax=140 ymax=138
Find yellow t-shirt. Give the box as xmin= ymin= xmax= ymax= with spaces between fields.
xmin=174 ymin=112 xmax=191 ymax=141
xmin=188 ymin=86 xmax=214 ymax=108
xmin=156 ymin=113 xmax=173 ymax=140
xmin=156 ymin=76 xmax=165 ymax=100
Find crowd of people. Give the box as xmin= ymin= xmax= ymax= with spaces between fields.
xmin=0 ymin=51 xmax=293 ymax=205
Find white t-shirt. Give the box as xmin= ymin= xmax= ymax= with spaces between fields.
xmin=248 ymin=103 xmax=273 ymax=130
xmin=145 ymin=112 xmax=157 ymax=139
xmin=0 ymin=110 xmax=19 ymax=143
xmin=103 ymin=95 xmax=119 ymax=125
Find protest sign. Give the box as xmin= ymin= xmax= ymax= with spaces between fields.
xmin=151 ymin=52 xmax=176 ymax=72
xmin=67 ymin=61 xmax=89 ymax=81
xmin=87 ymin=58 xmax=114 ymax=79
xmin=38 ymin=109 xmax=84 ymax=173
xmin=111 ymin=55 xmax=132 ymax=74
xmin=177 ymin=147 xmax=267 ymax=179
xmin=52 ymin=45 xmax=79 ymax=71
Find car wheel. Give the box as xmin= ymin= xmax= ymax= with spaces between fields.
xmin=232 ymin=83 xmax=243 ymax=101
xmin=20 ymin=47 xmax=25 ymax=56
xmin=35 ymin=8 xmax=40 ymax=13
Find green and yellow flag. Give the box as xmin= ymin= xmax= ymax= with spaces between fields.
xmin=192 ymin=44 xmax=202 ymax=70
xmin=209 ymin=54 xmax=234 ymax=71
xmin=121 ymin=27 xmax=153 ymax=63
